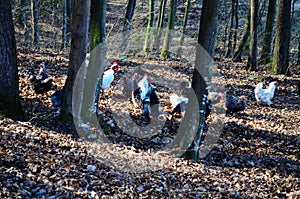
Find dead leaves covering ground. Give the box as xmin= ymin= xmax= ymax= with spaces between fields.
xmin=0 ymin=51 xmax=299 ymax=198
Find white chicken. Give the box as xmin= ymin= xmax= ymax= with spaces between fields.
xmin=138 ymin=74 xmax=149 ymax=100
xmin=170 ymin=93 xmax=189 ymax=115
xmin=102 ymin=61 xmax=119 ymax=90
xmin=254 ymin=81 xmax=277 ymax=106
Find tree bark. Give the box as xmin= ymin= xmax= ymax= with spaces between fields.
xmin=232 ymin=3 xmax=251 ymax=62
xmin=259 ymin=0 xmax=277 ymax=64
xmin=31 ymin=0 xmax=39 ymax=47
xmin=154 ymin=0 xmax=167 ymax=50
xmin=161 ymin=0 xmax=177 ymax=57
xmin=18 ymin=0 xmax=26 ymax=28
xmin=247 ymin=0 xmax=259 ymax=71
xmin=225 ymin=0 xmax=237 ymax=58
xmin=143 ymin=0 xmax=155 ymax=53
xmin=192 ymin=0 xmax=220 ymax=160
xmin=123 ymin=0 xmax=136 ymax=32
xmin=90 ymin=0 xmax=106 ymax=50
xmin=232 ymin=0 xmax=239 ymax=54
xmin=81 ymin=0 xmax=107 ymax=120
xmin=297 ymin=38 xmax=300 ymax=66
xmin=177 ymin=0 xmax=190 ymax=55
xmin=66 ymin=0 xmax=74 ymax=45
xmin=60 ymin=0 xmax=91 ymax=122
xmin=21 ymin=0 xmax=31 ymax=47
xmin=0 ymin=1 xmax=26 ymax=121
xmin=61 ymin=0 xmax=68 ymax=50
xmin=272 ymin=0 xmax=292 ymax=74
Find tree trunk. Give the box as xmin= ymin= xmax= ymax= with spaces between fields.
xmin=66 ymin=0 xmax=74 ymax=46
xmin=154 ymin=0 xmax=167 ymax=50
xmin=177 ymin=0 xmax=190 ymax=55
xmin=21 ymin=0 xmax=31 ymax=48
xmin=291 ymin=0 xmax=297 ymax=22
xmin=232 ymin=0 xmax=239 ymax=54
xmin=225 ymin=0 xmax=237 ymax=58
xmin=247 ymin=0 xmax=259 ymax=71
xmin=192 ymin=0 xmax=220 ymax=160
xmin=90 ymin=0 xmax=106 ymax=50
xmin=123 ymin=0 xmax=136 ymax=32
xmin=61 ymin=0 xmax=68 ymax=50
xmin=121 ymin=0 xmax=136 ymax=56
xmin=143 ymin=0 xmax=155 ymax=53
xmin=0 ymin=1 xmax=26 ymax=121
xmin=259 ymin=0 xmax=276 ymax=64
xmin=161 ymin=0 xmax=177 ymax=57
xmin=31 ymin=0 xmax=39 ymax=47
xmin=60 ymin=0 xmax=91 ymax=122
xmin=272 ymin=0 xmax=292 ymax=74
xmin=297 ymin=38 xmax=300 ymax=66
xmin=81 ymin=0 xmax=107 ymax=120
xmin=232 ymin=3 xmax=250 ymax=62
xmin=18 ymin=0 xmax=26 ymax=28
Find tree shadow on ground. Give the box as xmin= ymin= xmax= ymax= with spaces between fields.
xmin=202 ymin=121 xmax=299 ymax=176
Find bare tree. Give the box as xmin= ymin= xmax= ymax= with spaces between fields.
xmin=272 ymin=0 xmax=292 ymax=74
xmin=123 ymin=0 xmax=136 ymax=31
xmin=191 ymin=0 xmax=220 ymax=160
xmin=143 ymin=0 xmax=155 ymax=53
xmin=259 ymin=0 xmax=277 ymax=64
xmin=177 ymin=0 xmax=191 ymax=55
xmin=154 ymin=0 xmax=167 ymax=50
xmin=297 ymin=38 xmax=300 ymax=66
xmin=225 ymin=0 xmax=237 ymax=58
xmin=61 ymin=0 xmax=68 ymax=50
xmin=161 ymin=0 xmax=177 ymax=57
xmin=82 ymin=0 xmax=107 ymax=120
xmin=90 ymin=0 xmax=106 ymax=50
xmin=247 ymin=0 xmax=259 ymax=71
xmin=60 ymin=0 xmax=91 ymax=122
xmin=232 ymin=3 xmax=250 ymax=62
xmin=232 ymin=0 xmax=239 ymax=53
xmin=31 ymin=0 xmax=39 ymax=47
xmin=0 ymin=0 xmax=26 ymax=120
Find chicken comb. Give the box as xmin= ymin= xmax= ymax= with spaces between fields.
xmin=241 ymin=95 xmax=247 ymax=100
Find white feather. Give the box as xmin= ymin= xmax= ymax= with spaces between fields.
xmin=101 ymin=69 xmax=115 ymax=89
xmin=254 ymin=82 xmax=276 ymax=106
xmin=138 ymin=75 xmax=149 ymax=101
xmin=170 ymin=93 xmax=188 ymax=109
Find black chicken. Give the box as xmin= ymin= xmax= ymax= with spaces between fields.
xmin=28 ymin=62 xmax=53 ymax=95
xmin=141 ymin=84 xmax=160 ymax=117
xmin=51 ymin=89 xmax=64 ymax=107
xmin=225 ymin=94 xmax=247 ymax=114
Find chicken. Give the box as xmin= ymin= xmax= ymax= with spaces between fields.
xmin=123 ymin=73 xmax=140 ymax=106
xmin=208 ymin=92 xmax=223 ymax=103
xmin=170 ymin=90 xmax=223 ymax=119
xmin=101 ymin=61 xmax=119 ymax=90
xmin=170 ymin=93 xmax=189 ymax=115
xmin=138 ymin=74 xmax=160 ymax=117
xmin=28 ymin=62 xmax=53 ymax=95
xmin=205 ymin=92 xmax=223 ymax=118
xmin=141 ymin=84 xmax=160 ymax=117
xmin=51 ymin=89 xmax=64 ymax=107
xmin=225 ymin=95 xmax=247 ymax=114
xmin=254 ymin=81 xmax=277 ymax=106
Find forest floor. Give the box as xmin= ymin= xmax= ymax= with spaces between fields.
xmin=0 ymin=50 xmax=299 ymax=198
xmin=1 ymin=0 xmax=299 ymax=198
